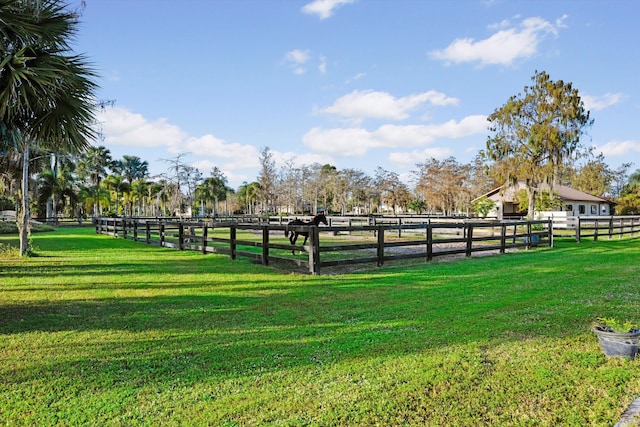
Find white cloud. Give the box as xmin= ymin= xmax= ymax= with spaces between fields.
xmin=488 ymin=18 xmax=516 ymax=31
xmin=556 ymin=14 xmax=569 ymax=29
xmin=596 ymin=140 xmax=640 ymax=157
xmin=277 ymin=151 xmax=335 ymax=168
xmin=302 ymin=115 xmax=487 ymax=156
xmin=435 ymin=115 xmax=489 ymax=137
xmin=582 ymin=92 xmax=625 ymax=111
xmin=320 ymin=89 xmax=459 ymax=121
xmin=285 ymin=49 xmax=310 ymax=64
xmin=374 ymin=115 xmax=487 ymax=146
xmin=284 ymin=49 xmax=310 ymax=74
xmin=388 ymin=147 xmax=455 ymax=167
xmin=301 ymin=0 xmax=355 ymax=20
xmin=95 ymin=106 xmax=261 ymax=184
xmin=191 ymin=160 xmax=254 ymax=186
xmin=429 ymin=16 xmax=564 ymax=66
xmin=318 ymin=56 xmax=327 ymax=74
xmin=179 ymin=135 xmax=258 ymax=159
xmin=345 ymin=73 xmax=366 ymax=86
xmin=97 ymin=107 xmax=185 ymax=148
xmin=303 ymin=127 xmax=375 ymax=156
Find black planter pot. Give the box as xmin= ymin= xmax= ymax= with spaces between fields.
xmin=593 ymin=327 xmax=640 ymax=359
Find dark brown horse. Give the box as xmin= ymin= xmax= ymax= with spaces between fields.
xmin=285 ymin=213 xmax=328 ymax=253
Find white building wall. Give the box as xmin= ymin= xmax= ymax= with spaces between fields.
xmin=562 ymin=202 xmax=609 ymax=216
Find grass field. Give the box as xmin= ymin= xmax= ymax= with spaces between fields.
xmin=1 ymin=227 xmax=639 ymax=426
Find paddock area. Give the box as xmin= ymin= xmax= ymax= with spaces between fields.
xmin=94 ymin=216 xmax=552 ymax=274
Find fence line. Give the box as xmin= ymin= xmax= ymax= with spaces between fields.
xmin=94 ymin=217 xmax=553 ymax=275
xmin=575 ymin=216 xmax=640 ymax=242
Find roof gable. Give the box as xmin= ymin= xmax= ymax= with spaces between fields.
xmin=554 ymin=185 xmax=607 ymax=202
xmin=476 ymin=182 xmax=608 ymax=203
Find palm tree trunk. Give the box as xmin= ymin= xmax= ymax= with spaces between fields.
xmin=93 ymin=187 xmax=98 ymax=219
xmin=52 ymin=154 xmax=59 ymax=224
xmin=19 ymin=143 xmax=31 ymax=256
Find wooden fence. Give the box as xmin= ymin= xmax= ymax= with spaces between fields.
xmin=574 ymin=216 xmax=640 ymax=242
xmin=94 ymin=217 xmax=552 ymax=275
xmin=536 ymin=213 xmax=640 ymax=241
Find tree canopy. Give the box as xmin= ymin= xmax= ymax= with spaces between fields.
xmin=483 ymin=70 xmax=593 ymax=218
xmin=1 ymin=0 xmax=98 ymax=255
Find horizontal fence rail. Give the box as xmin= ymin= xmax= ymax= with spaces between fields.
xmin=94 ymin=217 xmax=553 ymax=275
xmin=574 ymin=216 xmax=640 ymax=242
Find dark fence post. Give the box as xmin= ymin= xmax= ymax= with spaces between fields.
xmin=609 ymin=217 xmax=614 ymax=240
xmin=576 ymin=218 xmax=581 ymax=243
xmin=500 ymin=223 xmax=507 ymax=254
xmin=548 ymin=219 xmax=553 ymax=247
xmin=262 ymin=225 xmax=269 ymax=266
xmin=133 ymin=220 xmax=138 ymax=241
xmin=178 ymin=223 xmax=184 ymax=250
xmin=465 ymin=224 xmax=473 ymax=257
xmin=594 ymin=219 xmax=599 ymax=241
xmin=122 ymin=219 xmax=127 ymax=240
xmin=526 ymin=222 xmax=532 ymax=249
xmin=146 ymin=222 xmax=151 ymax=244
xmin=308 ymin=226 xmax=320 ymax=275
xmin=426 ymin=224 xmax=433 ymax=261
xmin=377 ymin=225 xmax=384 ymax=266
xmin=201 ymin=223 xmax=208 ymax=254
xmin=160 ymin=222 xmax=165 ymax=247
xmin=230 ymin=224 xmax=237 ymax=260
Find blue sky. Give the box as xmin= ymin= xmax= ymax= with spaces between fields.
xmin=73 ymin=0 xmax=640 ymax=189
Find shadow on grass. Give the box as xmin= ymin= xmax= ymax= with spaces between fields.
xmin=1 ymin=267 xmax=604 ymax=389
xmin=3 ymin=230 xmax=640 ymax=392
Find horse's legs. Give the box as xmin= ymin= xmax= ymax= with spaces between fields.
xmin=290 ymin=232 xmax=298 ymax=254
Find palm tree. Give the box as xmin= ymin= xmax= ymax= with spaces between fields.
xmin=246 ymin=182 xmax=261 ymax=215
xmin=1 ymin=0 xmax=98 ymax=255
xmin=129 ymin=179 xmax=149 ymax=216
xmin=76 ymin=146 xmax=113 ymax=216
xmin=154 ymin=179 xmax=174 ymax=216
xmin=78 ymin=183 xmax=109 ymax=218
xmin=146 ymin=182 xmax=163 ymax=216
xmin=37 ymin=166 xmax=77 ymax=223
xmin=103 ymin=174 xmax=130 ymax=216
xmin=77 ymin=145 xmax=113 ymax=187
xmin=112 ymin=156 xmax=148 ymax=214
xmin=195 ymin=174 xmax=228 ymax=216
xmin=237 ymin=181 xmax=262 ymax=215
xmin=112 ymin=155 xmax=149 ymax=185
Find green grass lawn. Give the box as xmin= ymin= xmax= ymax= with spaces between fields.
xmin=1 ymin=227 xmax=639 ymax=426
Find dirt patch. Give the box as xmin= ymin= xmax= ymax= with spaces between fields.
xmin=268 ymin=232 xmax=526 ymax=275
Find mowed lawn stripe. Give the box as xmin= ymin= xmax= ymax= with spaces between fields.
xmin=1 ymin=227 xmax=639 ymax=425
